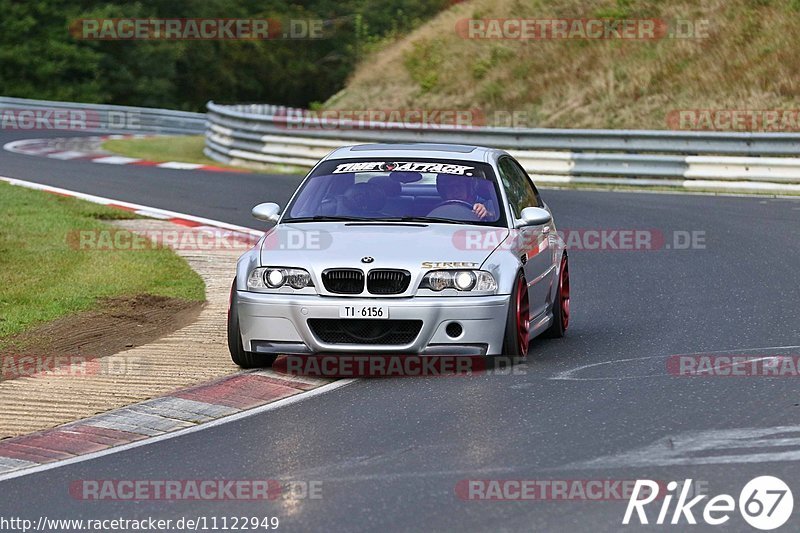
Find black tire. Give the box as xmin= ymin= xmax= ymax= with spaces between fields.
xmin=500 ymin=270 xmax=530 ymax=358
xmin=545 ymin=254 xmax=570 ymax=338
xmin=228 ymin=279 xmax=277 ymax=369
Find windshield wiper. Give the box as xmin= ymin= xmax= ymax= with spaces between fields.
xmin=283 ymin=215 xmax=372 ymax=222
xmin=380 ymin=216 xmax=460 ymax=224
xmin=284 ymin=215 xmax=477 ymax=225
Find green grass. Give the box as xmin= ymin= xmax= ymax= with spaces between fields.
xmin=0 ymin=182 xmax=205 ymax=340
xmin=102 ymin=135 xmax=305 ymax=174
xmin=102 ymin=135 xmax=238 ymax=168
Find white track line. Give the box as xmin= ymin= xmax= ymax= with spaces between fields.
xmin=47 ymin=151 xmax=89 ymax=160
xmin=0 ymin=379 xmax=356 ymax=483
xmin=89 ymin=155 xmax=142 ymax=165
xmin=157 ymin=161 xmax=204 ymax=170
xmin=550 ymin=345 xmax=800 ymax=381
xmin=0 ymin=175 xmax=263 ymax=236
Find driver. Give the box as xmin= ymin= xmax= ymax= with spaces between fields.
xmin=432 ymin=174 xmax=493 ymax=220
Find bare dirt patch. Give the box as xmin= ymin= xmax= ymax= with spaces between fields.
xmin=1 ymin=295 xmax=203 ymax=378
xmin=0 ymin=219 xmax=246 ymax=439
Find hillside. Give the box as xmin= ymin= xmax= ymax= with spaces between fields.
xmin=324 ymin=0 xmax=800 ymax=130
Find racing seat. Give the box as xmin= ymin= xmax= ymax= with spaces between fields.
xmin=335 ymin=182 xmax=387 ymax=217
xmin=318 ymin=173 xmax=355 ymax=215
xmin=368 ymin=176 xmax=414 ymax=217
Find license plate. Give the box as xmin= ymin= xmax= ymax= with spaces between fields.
xmin=339 ymin=305 xmax=389 ymax=319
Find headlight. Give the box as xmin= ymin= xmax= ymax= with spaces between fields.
xmin=420 ymin=270 xmax=496 ymax=293
xmin=266 ymin=269 xmax=285 ymax=288
xmin=426 ymin=271 xmax=452 ymax=291
xmin=453 ymin=271 xmax=476 ymax=291
xmin=247 ymin=267 xmax=314 ymax=290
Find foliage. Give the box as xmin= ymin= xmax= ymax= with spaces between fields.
xmin=0 ymin=0 xmax=453 ymax=110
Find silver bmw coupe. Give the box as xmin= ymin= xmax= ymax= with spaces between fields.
xmin=228 ymin=143 xmax=569 ymax=367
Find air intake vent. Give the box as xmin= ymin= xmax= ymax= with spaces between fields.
xmin=367 ymin=269 xmax=411 ymax=295
xmin=322 ymin=269 xmax=364 ymax=294
xmin=308 ymin=319 xmax=422 ymax=345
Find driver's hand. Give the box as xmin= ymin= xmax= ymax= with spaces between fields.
xmin=473 ymin=203 xmax=489 ymax=219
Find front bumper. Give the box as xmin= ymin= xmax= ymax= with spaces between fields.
xmin=236 ymin=291 xmax=510 ymax=356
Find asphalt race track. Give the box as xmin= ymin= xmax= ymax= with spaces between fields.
xmin=2 ymin=130 xmax=800 ymax=531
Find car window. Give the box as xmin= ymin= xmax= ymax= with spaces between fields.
xmin=510 ymin=158 xmax=543 ymax=208
xmin=498 ymin=157 xmax=541 ymax=217
xmin=283 ymin=158 xmax=507 ymax=226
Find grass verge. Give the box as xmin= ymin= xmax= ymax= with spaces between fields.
xmin=102 ymin=135 xmax=305 ymax=174
xmin=102 ymin=135 xmax=238 ymax=168
xmin=0 ymin=181 xmax=205 ymax=341
xmin=326 ymin=0 xmax=800 ymax=130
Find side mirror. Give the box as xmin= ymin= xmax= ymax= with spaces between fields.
xmin=518 ymin=207 xmax=551 ymax=227
xmin=252 ymin=202 xmax=281 ymax=223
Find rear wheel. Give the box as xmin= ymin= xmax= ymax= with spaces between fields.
xmin=501 ymin=271 xmax=530 ymax=357
xmin=228 ymin=279 xmax=277 ymax=368
xmin=545 ymin=254 xmax=570 ymax=338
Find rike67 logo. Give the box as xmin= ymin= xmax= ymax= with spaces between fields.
xmin=623 ymin=477 xmax=793 ymax=530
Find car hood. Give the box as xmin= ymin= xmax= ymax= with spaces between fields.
xmin=259 ymin=222 xmax=508 ymax=273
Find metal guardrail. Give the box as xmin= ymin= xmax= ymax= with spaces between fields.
xmin=204 ymin=102 xmax=800 ymax=193
xmin=205 ymin=102 xmax=800 ymax=192
xmin=0 ymin=96 xmax=205 ymax=135
xmin=3 ymin=97 xmax=797 ymax=193
xmin=205 ymin=102 xmax=800 ymax=156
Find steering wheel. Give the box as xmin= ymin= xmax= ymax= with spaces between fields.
xmin=427 ymin=200 xmax=480 ymax=221
xmin=438 ymin=199 xmax=474 ymax=209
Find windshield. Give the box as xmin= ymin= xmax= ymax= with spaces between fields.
xmin=283 ymin=158 xmax=506 ymax=226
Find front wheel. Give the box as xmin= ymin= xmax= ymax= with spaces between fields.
xmin=501 ymin=271 xmax=530 ymax=357
xmin=228 ymin=279 xmax=277 ymax=368
xmin=545 ymin=254 xmax=570 ymax=338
